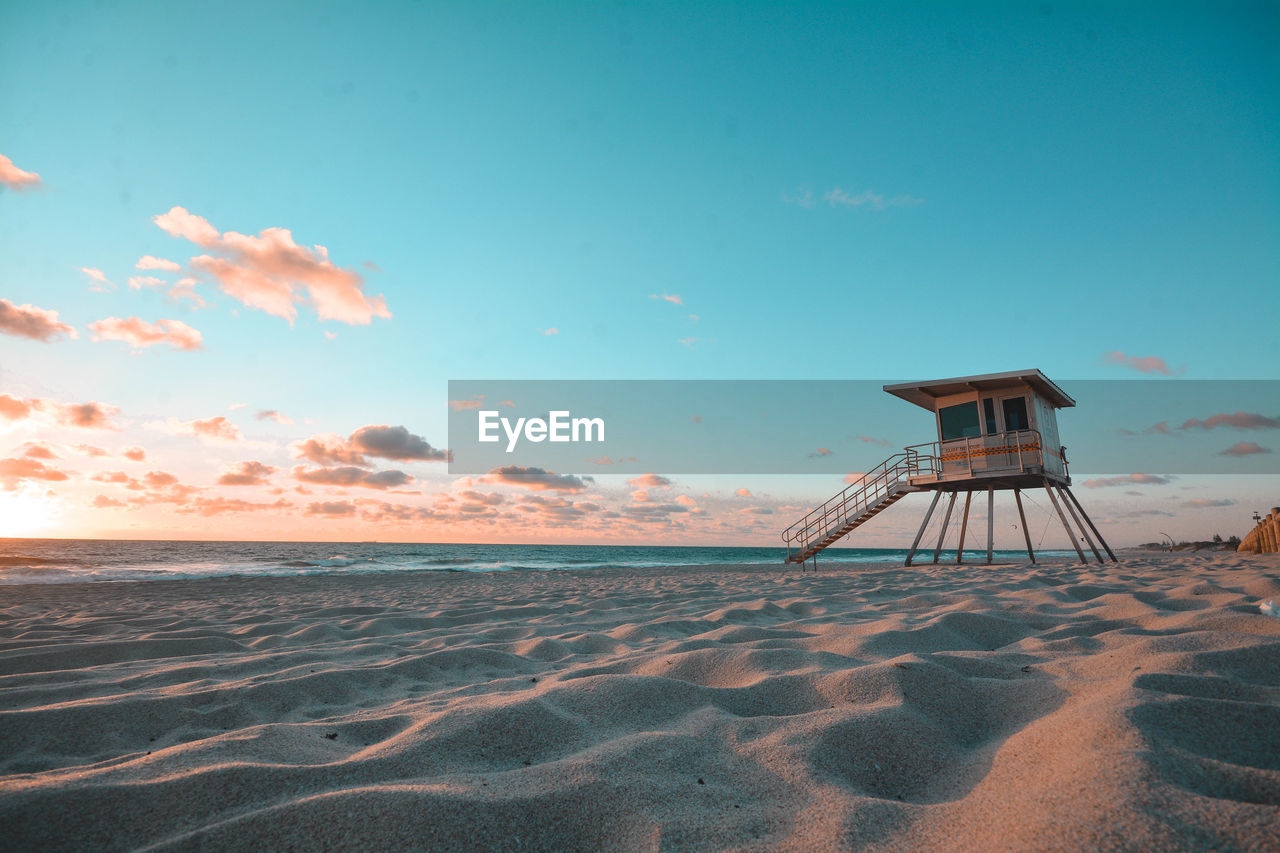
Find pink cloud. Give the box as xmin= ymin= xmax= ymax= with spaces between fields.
xmin=482 ymin=466 xmax=591 ymax=492
xmin=62 ymin=403 xmax=115 ymax=428
xmin=1082 ymin=473 xmax=1170 ymax=488
xmin=292 ymin=465 xmax=413 ymax=490
xmin=307 ymin=500 xmax=357 ymax=516
xmin=143 ymin=471 xmax=179 ymax=488
xmin=176 ymin=496 xmax=291 ymax=517
xmin=147 ymin=415 xmax=242 ymax=443
xmin=0 ymin=394 xmax=120 ymax=429
xmin=1179 ymin=412 xmax=1280 ymax=431
xmin=456 ymin=489 xmax=504 ymax=506
xmin=79 ymin=267 xmax=114 ymax=292
xmin=292 ymin=433 xmax=368 ymax=466
xmin=540 ymin=327 xmax=559 ymax=335
xmin=89 ymin=316 xmax=203 ymax=351
xmin=358 ymin=501 xmax=439 ymax=523
xmin=168 ymin=278 xmax=210 ymax=309
xmin=734 ymin=487 xmax=752 ymax=497
xmin=350 ymin=425 xmax=448 ymax=461
xmin=808 ymin=447 xmax=833 ymax=458
xmin=1182 ymin=498 xmax=1235 ymax=508
xmin=136 ymin=255 xmax=182 ymax=272
xmin=153 ymin=207 xmax=220 ymax=245
xmin=126 ymin=274 xmax=209 ymax=309
xmin=513 ymin=493 xmax=593 ymax=522
xmin=75 ymin=444 xmax=110 ymax=457
xmin=0 ymin=457 xmax=69 ymax=486
xmin=154 ymin=206 xmax=390 ymax=325
xmin=1219 ymin=441 xmax=1271 ymax=457
xmin=0 ymin=153 xmax=41 ymax=190
xmin=1101 ymin=351 xmax=1182 ymax=376
xmin=290 ymin=425 xmax=447 ymax=466
xmin=190 ymin=255 xmax=296 ymax=319
xmin=256 ymin=409 xmax=294 ymax=425
xmin=627 ymin=473 xmax=672 ymax=489
xmin=650 ymin=293 xmax=683 ymax=305
xmin=21 ymin=443 xmax=58 ymax=460
xmin=217 ymin=460 xmax=278 ymax=486
xmin=191 ymin=416 xmax=242 ymax=442
xmin=92 ymin=495 xmax=127 ymax=508
xmin=623 ymin=502 xmax=695 ymax=518
xmin=122 ymin=446 xmax=146 ymax=461
xmin=0 ymin=299 xmax=77 ymax=342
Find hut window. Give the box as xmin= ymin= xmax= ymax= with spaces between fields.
xmin=982 ymin=398 xmax=997 ymax=435
xmin=1002 ymin=397 xmax=1030 ymax=431
xmin=939 ymin=401 xmax=981 ymax=440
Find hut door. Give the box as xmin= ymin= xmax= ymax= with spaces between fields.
xmin=970 ymin=397 xmax=1000 ymax=473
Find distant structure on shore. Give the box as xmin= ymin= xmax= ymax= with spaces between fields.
xmin=783 ymin=370 xmax=1115 ymax=568
xmin=1238 ymin=508 xmax=1280 ymax=553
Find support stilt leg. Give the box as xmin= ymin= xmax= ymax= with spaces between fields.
xmin=956 ymin=491 xmax=973 ymax=564
xmin=1063 ymin=486 xmax=1117 ymax=562
xmin=1046 ymin=484 xmax=1086 ymax=563
xmin=906 ymin=491 xmax=942 ymax=567
xmin=1014 ymin=489 xmax=1036 ymax=564
xmin=932 ymin=492 xmax=957 ymax=564
xmin=1057 ymin=485 xmax=1102 ymax=564
xmin=986 ymin=486 xmax=995 ymax=565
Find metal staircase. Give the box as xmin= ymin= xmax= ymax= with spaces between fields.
xmin=783 ymin=449 xmax=931 ymax=564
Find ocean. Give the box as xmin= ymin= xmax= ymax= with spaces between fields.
xmin=0 ymin=539 xmax=1072 ymax=585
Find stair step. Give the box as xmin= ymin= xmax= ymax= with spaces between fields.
xmin=787 ymin=481 xmax=914 ymax=563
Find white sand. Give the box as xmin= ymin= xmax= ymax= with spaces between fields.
xmin=1 ymin=551 xmax=1278 ymax=851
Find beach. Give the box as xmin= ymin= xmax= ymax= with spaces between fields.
xmin=1 ymin=551 xmax=1278 ymax=851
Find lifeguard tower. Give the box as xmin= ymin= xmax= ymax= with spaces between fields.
xmin=782 ymin=370 xmax=1116 ymax=567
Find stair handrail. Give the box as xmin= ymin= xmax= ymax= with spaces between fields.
xmin=782 ymin=449 xmax=931 ymax=552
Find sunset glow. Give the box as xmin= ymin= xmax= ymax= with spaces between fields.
xmin=1 ymin=2 xmax=1275 ymax=547
xmin=0 ymin=487 xmax=61 ymax=538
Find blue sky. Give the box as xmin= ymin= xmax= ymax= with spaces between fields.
xmin=1 ymin=1 xmax=1276 ymax=543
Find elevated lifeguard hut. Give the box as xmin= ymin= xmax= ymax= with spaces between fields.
xmin=782 ymin=370 xmax=1116 ymax=567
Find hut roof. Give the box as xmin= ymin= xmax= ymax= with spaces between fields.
xmin=883 ymin=369 xmax=1076 ymax=411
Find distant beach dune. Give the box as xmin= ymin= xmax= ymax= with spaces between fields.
xmin=1 ymin=552 xmax=1278 ymax=850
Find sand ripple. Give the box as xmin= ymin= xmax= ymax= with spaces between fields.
xmin=1 ymin=553 xmax=1278 ymax=851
